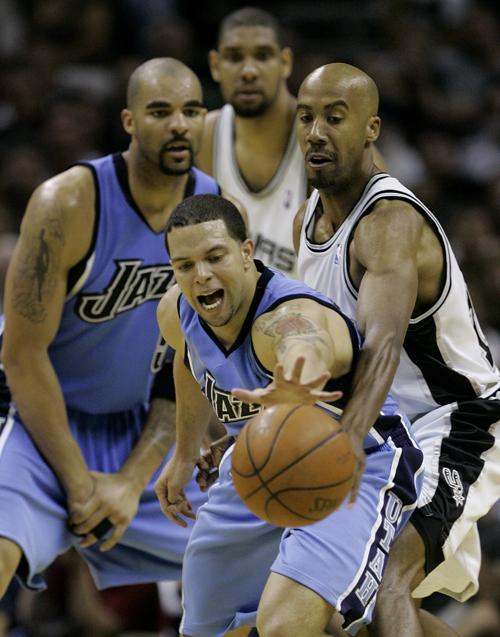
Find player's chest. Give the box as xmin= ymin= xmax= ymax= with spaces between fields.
xmin=235 ymin=145 xmax=284 ymax=192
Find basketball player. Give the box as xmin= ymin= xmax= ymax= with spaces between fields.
xmin=155 ymin=194 xmax=423 ymax=636
xmin=0 ymin=58 xmax=228 ymax=599
xmin=294 ymin=63 xmax=500 ymax=637
xmin=196 ymin=7 xmax=305 ymax=275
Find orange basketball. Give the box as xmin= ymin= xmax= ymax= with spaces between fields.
xmin=232 ymin=403 xmax=356 ymax=527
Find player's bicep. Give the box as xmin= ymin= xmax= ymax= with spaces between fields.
xmin=3 ymin=191 xmax=71 ymax=354
xmin=353 ymin=202 xmax=422 ymax=341
xmin=157 ymin=285 xmax=183 ymax=351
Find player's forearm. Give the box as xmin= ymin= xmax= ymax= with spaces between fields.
xmin=120 ymin=397 xmax=176 ymax=492
xmin=341 ymin=332 xmax=401 ymax=440
xmin=279 ymin=338 xmax=333 ymax=383
xmin=3 ymin=351 xmax=92 ymax=498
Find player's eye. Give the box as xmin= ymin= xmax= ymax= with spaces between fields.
xmin=255 ymin=49 xmax=273 ymax=61
xmin=150 ymin=110 xmax=169 ymax=118
xmin=298 ymin=113 xmax=312 ymax=123
xmin=224 ymin=51 xmax=243 ymax=63
xmin=184 ymin=108 xmax=201 ymax=118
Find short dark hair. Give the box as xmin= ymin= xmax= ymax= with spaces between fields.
xmin=218 ymin=7 xmax=282 ymax=47
xmin=165 ymin=194 xmax=247 ymax=253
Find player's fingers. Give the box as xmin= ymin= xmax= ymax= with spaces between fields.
xmin=99 ymin=524 xmax=126 ymax=552
xmin=78 ymin=533 xmax=99 ymax=549
xmin=196 ymin=454 xmax=211 ymax=471
xmin=304 ymin=371 xmax=332 ymax=389
xmin=311 ymin=389 xmax=343 ymax=402
xmin=72 ymin=511 xmax=110 ymax=537
xmin=231 ymin=388 xmax=264 ymax=404
xmin=290 ymin=356 xmax=305 ymax=383
xmin=273 ymin=364 xmax=285 ymax=384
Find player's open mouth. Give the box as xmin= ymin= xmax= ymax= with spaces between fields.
xmin=307 ymin=153 xmax=333 ymax=167
xmin=198 ymin=290 xmax=224 ymax=311
xmin=165 ymin=142 xmax=191 ymax=158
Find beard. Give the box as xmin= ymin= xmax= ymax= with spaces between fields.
xmin=231 ymin=100 xmax=270 ymax=118
xmin=158 ymin=146 xmax=194 ymax=175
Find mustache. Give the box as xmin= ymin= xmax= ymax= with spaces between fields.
xmin=305 ymin=147 xmax=336 ymax=161
xmin=160 ymin=135 xmax=192 ymax=153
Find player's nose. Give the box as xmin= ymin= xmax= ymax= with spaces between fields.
xmin=240 ymin=56 xmax=259 ymax=80
xmin=306 ymin=118 xmax=328 ymax=143
xmin=168 ymin=110 xmax=189 ymax=134
xmin=194 ymin=261 xmax=212 ymax=282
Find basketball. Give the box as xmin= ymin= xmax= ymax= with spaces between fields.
xmin=231 ymin=403 xmax=356 ymax=527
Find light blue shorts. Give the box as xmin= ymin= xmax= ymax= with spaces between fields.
xmin=0 ymin=406 xmax=207 ymax=591
xmin=180 ymin=420 xmax=423 ymax=636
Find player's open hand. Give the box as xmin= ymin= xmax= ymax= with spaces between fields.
xmin=232 ymin=356 xmax=343 ymax=407
xmin=196 ymin=434 xmax=235 ymax=491
xmin=155 ymin=455 xmax=196 ymax=527
xmin=68 ymin=471 xmax=143 ymax=552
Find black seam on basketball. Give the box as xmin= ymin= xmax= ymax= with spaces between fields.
xmin=264 ymin=494 xmax=318 ymax=522
xmin=239 ymin=406 xmax=306 ymax=505
xmin=270 ymin=475 xmax=353 ymax=494
xmin=262 ymin=477 xmax=353 ymax=523
xmin=232 ymin=404 xmax=303 ymax=478
xmin=242 ymin=427 xmax=343 ymax=501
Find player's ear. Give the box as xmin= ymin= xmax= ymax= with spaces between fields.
xmin=366 ymin=115 xmax=380 ymax=144
xmin=241 ymin=238 xmax=254 ymax=268
xmin=208 ymin=50 xmax=221 ymax=82
xmin=280 ymin=47 xmax=293 ymax=80
xmin=121 ymin=109 xmax=134 ymax=135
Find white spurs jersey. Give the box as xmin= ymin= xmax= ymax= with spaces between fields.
xmin=213 ymin=104 xmax=306 ymax=276
xmin=298 ymin=173 xmax=500 ymax=421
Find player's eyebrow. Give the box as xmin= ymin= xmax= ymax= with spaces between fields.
xmin=296 ymin=99 xmax=349 ymax=111
xmin=145 ymin=99 xmax=204 ymax=109
xmin=171 ymin=244 xmax=227 ymax=264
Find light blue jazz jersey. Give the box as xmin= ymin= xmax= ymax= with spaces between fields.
xmin=50 ymin=153 xmax=220 ymax=414
xmin=177 ymin=263 xmax=424 ymax=636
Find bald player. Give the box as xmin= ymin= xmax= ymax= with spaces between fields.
xmin=294 ymin=63 xmax=500 ymax=637
xmin=0 ymin=57 xmax=228 ymax=598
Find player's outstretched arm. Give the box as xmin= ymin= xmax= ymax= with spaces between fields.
xmin=233 ymin=299 xmax=351 ymax=406
xmin=1 ymin=167 xmax=104 ymax=540
xmin=340 ymin=199 xmax=424 ymax=502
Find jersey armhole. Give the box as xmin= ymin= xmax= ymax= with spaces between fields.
xmin=66 ymin=162 xmax=100 ymax=295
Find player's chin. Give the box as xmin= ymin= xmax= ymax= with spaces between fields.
xmin=159 ymin=159 xmax=192 ymax=175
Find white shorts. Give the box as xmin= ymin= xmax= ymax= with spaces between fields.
xmin=410 ymin=394 xmax=500 ymax=601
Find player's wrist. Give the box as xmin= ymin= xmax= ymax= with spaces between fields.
xmin=64 ymin=473 xmax=95 ymax=503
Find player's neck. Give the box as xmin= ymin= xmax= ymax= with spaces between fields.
xmin=123 ymin=150 xmax=191 ymax=231
xmin=233 ymin=89 xmax=296 ymax=150
xmin=319 ymin=164 xmax=379 ymax=230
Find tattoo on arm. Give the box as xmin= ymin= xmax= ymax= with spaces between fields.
xmin=258 ymin=310 xmax=329 ymax=358
xmin=13 ymin=218 xmax=65 ymax=323
xmin=140 ymin=399 xmax=177 ymax=456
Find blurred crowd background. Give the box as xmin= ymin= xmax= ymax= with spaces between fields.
xmin=0 ymin=0 xmax=499 ymax=636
